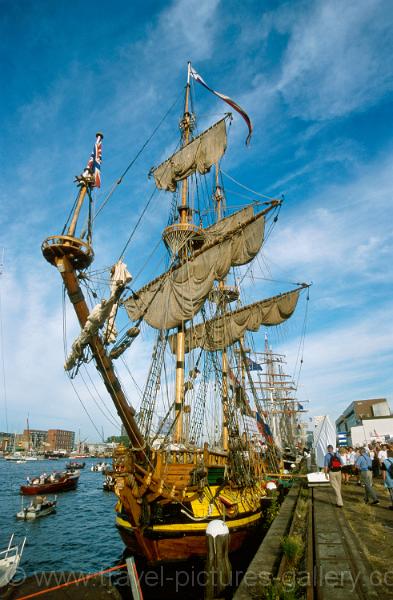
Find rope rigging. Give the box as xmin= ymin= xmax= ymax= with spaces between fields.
xmin=93 ymin=90 xmax=183 ymax=222
xmin=57 ymin=72 xmax=311 ymax=483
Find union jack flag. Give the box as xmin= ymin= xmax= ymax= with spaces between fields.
xmin=85 ymin=132 xmax=103 ymax=188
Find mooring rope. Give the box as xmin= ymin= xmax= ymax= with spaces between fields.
xmin=16 ymin=563 xmax=127 ymax=600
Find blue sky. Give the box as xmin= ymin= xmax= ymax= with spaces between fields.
xmin=1 ymin=0 xmax=392 ymax=441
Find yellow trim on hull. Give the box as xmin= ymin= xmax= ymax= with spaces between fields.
xmin=116 ymin=515 xmax=136 ymax=530
xmin=116 ymin=512 xmax=262 ymax=533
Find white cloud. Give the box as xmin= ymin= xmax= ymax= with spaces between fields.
xmin=274 ymin=0 xmax=393 ymax=120
xmin=264 ymin=148 xmax=393 ymax=288
xmin=278 ymin=302 xmax=393 ymax=419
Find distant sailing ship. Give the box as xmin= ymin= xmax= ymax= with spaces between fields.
xmin=247 ymin=334 xmax=307 ymax=470
xmin=42 ymin=62 xmax=309 ymax=562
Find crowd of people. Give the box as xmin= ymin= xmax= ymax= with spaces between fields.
xmin=323 ymin=443 xmax=393 ymax=509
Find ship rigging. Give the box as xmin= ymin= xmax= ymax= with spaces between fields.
xmin=42 ymin=62 xmax=310 ymax=562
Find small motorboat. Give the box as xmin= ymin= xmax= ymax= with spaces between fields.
xmin=0 ymin=534 xmax=26 ymax=589
xmin=16 ymin=496 xmax=57 ymax=520
xmin=91 ymin=462 xmax=110 ymax=472
xmin=5 ymin=453 xmax=38 ymax=462
xmin=103 ymin=475 xmax=115 ymax=492
xmin=4 ymin=454 xmax=26 ymax=462
xmin=20 ymin=471 xmax=80 ymax=495
xmin=66 ymin=461 xmax=85 ymax=470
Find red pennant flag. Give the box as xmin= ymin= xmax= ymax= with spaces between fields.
xmin=190 ymin=65 xmax=253 ymax=145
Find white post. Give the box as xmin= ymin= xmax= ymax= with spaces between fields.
xmin=126 ymin=556 xmax=143 ymax=600
xmin=205 ymin=520 xmax=231 ymax=599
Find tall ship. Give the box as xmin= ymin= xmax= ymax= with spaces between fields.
xmin=245 ymin=335 xmax=308 ymax=469
xmin=42 ymin=63 xmax=309 ymax=563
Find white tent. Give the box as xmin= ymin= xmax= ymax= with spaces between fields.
xmin=351 ymin=417 xmax=393 ymax=447
xmin=312 ymin=415 xmax=336 ymax=469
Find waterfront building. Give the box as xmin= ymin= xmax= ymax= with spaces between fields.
xmin=87 ymin=442 xmax=117 ymax=456
xmin=22 ymin=429 xmax=48 ymax=451
xmin=0 ymin=432 xmax=14 ymax=452
xmin=336 ymin=398 xmax=391 ymax=446
xmin=47 ymin=429 xmax=75 ymax=452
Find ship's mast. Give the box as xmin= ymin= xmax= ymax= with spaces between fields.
xmin=173 ymin=62 xmax=192 ymax=443
xmin=42 ymin=139 xmax=145 ymax=460
xmin=214 ymin=166 xmax=229 ymax=450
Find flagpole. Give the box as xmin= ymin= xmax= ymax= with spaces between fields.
xmin=68 ymin=132 xmax=103 ymax=238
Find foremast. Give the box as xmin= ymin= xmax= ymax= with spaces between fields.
xmin=41 ymin=135 xmax=145 ymax=460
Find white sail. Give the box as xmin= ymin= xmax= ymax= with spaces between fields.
xmin=152 ymin=119 xmax=227 ymax=192
xmin=104 ymin=260 xmax=132 ymax=344
xmin=123 ymin=207 xmax=265 ymax=330
xmin=65 ymin=266 xmax=131 ymax=371
xmin=168 ymin=288 xmax=304 ymax=354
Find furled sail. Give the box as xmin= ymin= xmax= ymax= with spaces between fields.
xmin=152 ymin=119 xmax=227 ymax=192
xmin=201 ymin=205 xmax=254 ymax=246
xmin=65 ymin=264 xmax=132 ymax=371
xmin=168 ymin=287 xmax=305 ymax=354
xmin=123 ymin=207 xmax=265 ymax=330
xmin=104 ymin=260 xmax=132 ymax=344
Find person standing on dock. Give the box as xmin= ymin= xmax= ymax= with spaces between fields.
xmin=381 ymin=449 xmax=393 ymax=510
xmin=324 ymin=445 xmax=344 ymax=507
xmin=355 ymin=448 xmax=379 ymax=505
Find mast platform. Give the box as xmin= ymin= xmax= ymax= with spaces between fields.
xmin=209 ymin=284 xmax=240 ymax=304
xmin=162 ymin=222 xmax=205 ymax=254
xmin=42 ymin=235 xmax=94 ymax=270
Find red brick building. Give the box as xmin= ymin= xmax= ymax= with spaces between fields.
xmin=47 ymin=429 xmax=75 ymax=452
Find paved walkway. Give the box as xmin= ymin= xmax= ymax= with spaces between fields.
xmin=314 ymin=480 xmax=393 ymax=600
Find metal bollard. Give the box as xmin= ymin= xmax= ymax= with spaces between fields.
xmin=205 ymin=519 xmax=231 ymax=599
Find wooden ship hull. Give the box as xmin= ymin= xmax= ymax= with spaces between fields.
xmin=110 ymin=446 xmax=267 ymax=562
xmin=116 ymin=512 xmax=261 ymax=562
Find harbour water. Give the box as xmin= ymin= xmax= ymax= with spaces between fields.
xmin=0 ymin=458 xmax=124 ymax=579
xmin=0 ymin=458 xmax=266 ymax=598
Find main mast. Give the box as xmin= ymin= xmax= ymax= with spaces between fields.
xmin=214 ymin=167 xmax=229 ymax=450
xmin=173 ymin=63 xmax=191 ymax=443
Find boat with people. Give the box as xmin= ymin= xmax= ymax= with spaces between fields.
xmin=103 ymin=474 xmax=115 ymax=492
xmin=66 ymin=461 xmax=85 ymax=470
xmin=41 ymin=62 xmax=309 ymax=563
xmin=91 ymin=462 xmax=110 ymax=472
xmin=0 ymin=534 xmax=26 ymax=589
xmin=16 ymin=496 xmax=57 ymax=520
xmin=20 ymin=471 xmax=79 ymax=495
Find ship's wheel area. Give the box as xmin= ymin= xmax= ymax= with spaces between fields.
xmin=41 ymin=235 xmax=94 ymax=270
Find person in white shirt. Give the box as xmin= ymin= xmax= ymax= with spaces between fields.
xmin=340 ymin=448 xmax=350 ymax=483
xmin=348 ymin=447 xmax=357 ymax=465
xmin=378 ymin=446 xmax=388 ymax=463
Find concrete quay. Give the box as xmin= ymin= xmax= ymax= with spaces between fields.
xmin=234 ymin=478 xmax=393 ymax=600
